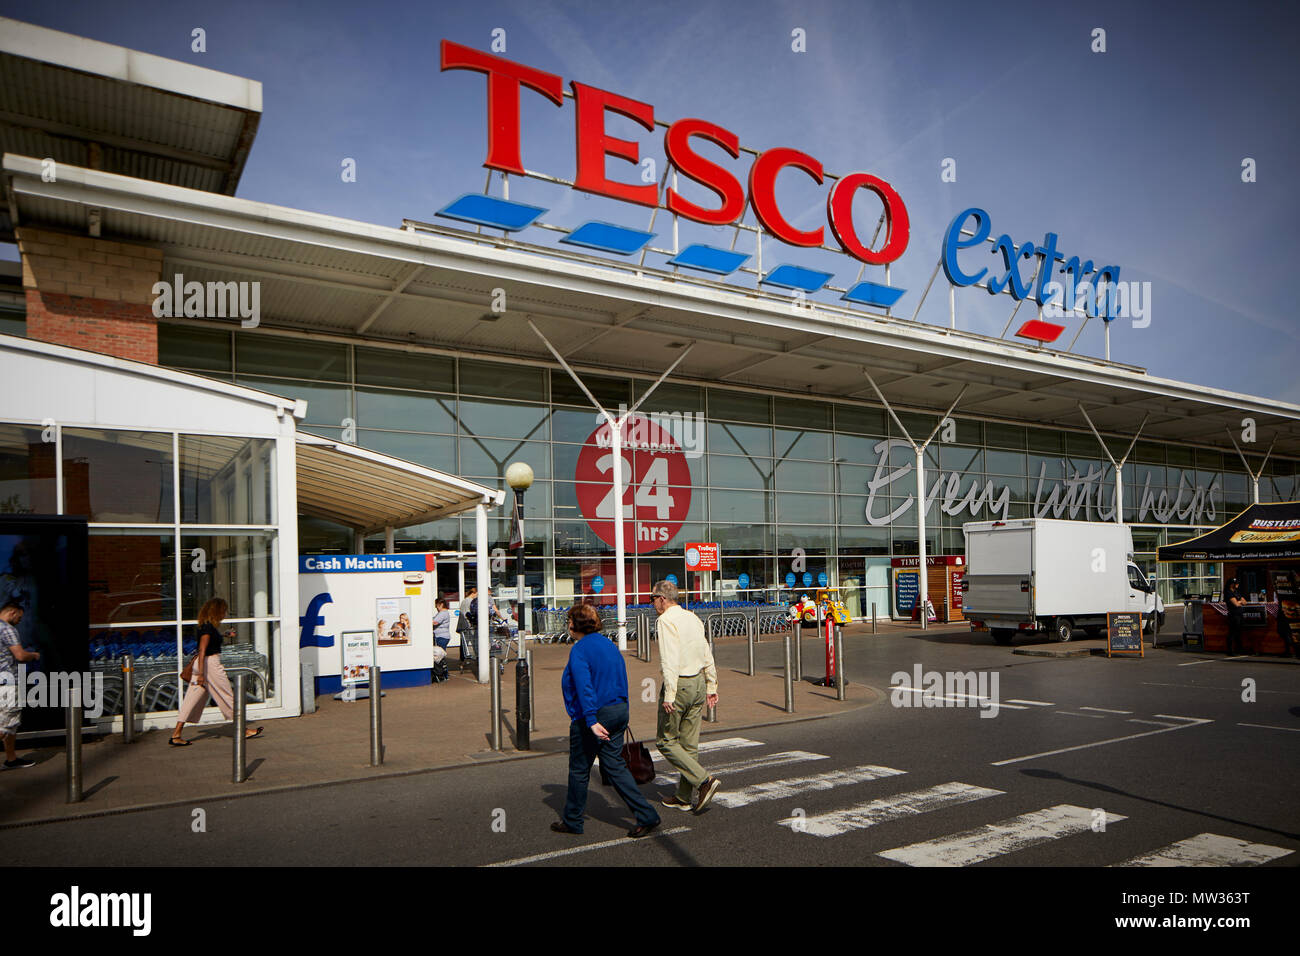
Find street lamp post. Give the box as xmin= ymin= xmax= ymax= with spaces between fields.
xmin=506 ymin=461 xmax=533 ymax=751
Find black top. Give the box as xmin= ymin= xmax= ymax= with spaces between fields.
xmin=1225 ymin=586 xmax=1244 ymax=620
xmin=199 ymin=622 xmax=224 ymax=657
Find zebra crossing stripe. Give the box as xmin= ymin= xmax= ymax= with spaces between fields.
xmin=649 ymin=737 xmax=762 ymax=763
xmin=877 ymin=804 xmax=1126 ymax=866
xmin=779 ymin=782 xmax=1003 ymax=838
xmin=1113 ymin=833 xmax=1294 ymax=867
xmin=652 ymin=750 xmax=827 ymax=788
xmin=712 ymin=765 xmax=907 ymax=809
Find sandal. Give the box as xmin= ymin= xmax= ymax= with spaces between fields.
xmin=168 ymin=737 xmax=191 ymax=747
xmin=244 ymin=727 xmax=264 ymax=739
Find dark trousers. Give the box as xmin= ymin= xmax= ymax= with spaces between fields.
xmin=1227 ymin=615 xmax=1243 ymax=654
xmin=562 ymin=701 xmax=660 ymax=832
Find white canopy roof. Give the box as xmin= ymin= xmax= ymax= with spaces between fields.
xmin=295 ymin=432 xmax=503 ymax=535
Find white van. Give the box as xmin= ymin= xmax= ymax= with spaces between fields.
xmin=962 ymin=519 xmax=1164 ymax=644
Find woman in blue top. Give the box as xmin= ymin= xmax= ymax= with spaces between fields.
xmin=553 ymin=603 xmax=660 ymax=839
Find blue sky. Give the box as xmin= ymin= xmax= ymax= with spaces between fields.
xmin=4 ymin=0 xmax=1298 ymax=404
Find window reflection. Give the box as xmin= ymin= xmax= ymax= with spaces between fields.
xmin=63 ymin=429 xmax=174 ymax=523
xmin=0 ymin=424 xmax=57 ymax=514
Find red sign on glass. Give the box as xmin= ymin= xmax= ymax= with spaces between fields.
xmin=684 ymin=542 xmax=719 ymax=571
xmin=575 ymin=414 xmax=691 ymax=554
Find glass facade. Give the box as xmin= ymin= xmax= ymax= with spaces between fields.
xmin=1 ymin=420 xmax=281 ymax=719
xmin=158 ymin=325 xmax=1299 ymax=616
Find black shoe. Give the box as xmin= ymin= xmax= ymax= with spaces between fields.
xmin=627 ymin=820 xmax=660 ymax=839
xmin=550 ymin=821 xmax=581 ymax=835
xmin=2 ymin=756 xmax=35 ymax=770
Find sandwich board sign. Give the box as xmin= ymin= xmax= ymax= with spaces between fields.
xmin=1107 ymin=612 xmax=1144 ymax=658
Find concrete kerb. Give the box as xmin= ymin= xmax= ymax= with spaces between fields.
xmin=0 ymin=689 xmax=878 ymax=831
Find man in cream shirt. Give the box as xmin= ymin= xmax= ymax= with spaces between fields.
xmin=651 ymin=580 xmax=721 ymax=813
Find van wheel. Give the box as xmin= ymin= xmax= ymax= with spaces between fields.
xmin=992 ymin=629 xmax=1014 ymax=646
xmin=1053 ymin=618 xmax=1074 ymax=643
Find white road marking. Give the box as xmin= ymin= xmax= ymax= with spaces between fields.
xmin=1114 ymin=833 xmax=1294 ymax=867
xmin=1177 ymin=655 xmax=1250 ymax=666
xmin=1080 ymin=706 xmax=1133 ymax=714
xmin=484 ymin=826 xmax=691 ymax=867
xmin=713 ymin=765 xmax=907 ymax=809
xmin=778 ymin=782 xmax=1003 ymax=838
xmin=1056 ymin=711 xmax=1107 ymax=719
xmin=992 ymin=717 xmax=1212 ymax=766
xmin=1237 ymin=722 xmax=1300 ymax=733
xmin=879 ymin=805 xmax=1127 ymax=867
xmin=1127 ymin=719 xmax=1180 ymax=727
xmin=1007 ymin=699 xmax=1055 ymax=707
xmin=652 ymin=750 xmax=827 ymax=787
xmin=649 ymin=737 xmax=762 ymax=763
xmin=889 ymin=687 xmax=1026 ymax=709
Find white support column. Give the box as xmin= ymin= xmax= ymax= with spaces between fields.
xmin=1077 ymin=405 xmax=1147 ymax=525
xmin=275 ymin=425 xmax=302 ymax=718
xmin=384 ymin=526 xmax=395 ymax=554
xmin=611 ymin=420 xmax=628 ymax=651
xmin=1227 ymin=431 xmax=1275 ymax=506
xmin=528 ymin=318 xmax=694 ymax=656
xmin=916 ymin=446 xmax=928 ymax=631
xmin=475 ymin=503 xmax=490 ymax=684
xmin=1114 ymin=469 xmax=1125 ymax=525
xmin=353 ymin=530 xmax=365 ymax=554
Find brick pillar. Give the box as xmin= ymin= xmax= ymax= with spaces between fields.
xmin=15 ymin=226 xmax=164 ymax=364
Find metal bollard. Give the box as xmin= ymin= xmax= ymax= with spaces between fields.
xmin=783 ymin=631 xmax=795 ymax=714
xmin=232 ymin=672 xmax=246 ymax=783
xmin=526 ymin=649 xmax=535 ymax=733
xmin=515 ymin=655 xmax=531 ymax=751
xmin=835 ymin=626 xmax=846 ymax=701
xmin=65 ymin=700 xmax=82 ymax=803
xmin=489 ymin=658 xmax=502 ymax=752
xmin=369 ymin=666 xmax=383 ymax=766
xmin=746 ymin=619 xmax=755 ymax=676
xmin=121 ymin=654 xmax=135 ymax=744
xmin=794 ymin=617 xmax=804 ymax=683
xmin=872 ymin=602 xmax=878 ymax=634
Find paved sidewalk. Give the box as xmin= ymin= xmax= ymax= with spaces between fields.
xmin=0 ymin=629 xmax=883 ymax=828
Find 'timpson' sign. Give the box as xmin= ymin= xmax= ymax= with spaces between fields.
xmin=440 ymin=40 xmax=910 ymax=266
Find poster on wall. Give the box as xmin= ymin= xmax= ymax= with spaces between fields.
xmin=341 ymin=630 xmax=376 ymax=686
xmin=893 ymin=568 xmax=919 ymax=617
xmin=376 ymin=597 xmax=411 ymax=646
xmin=1272 ymin=570 xmax=1298 ymax=617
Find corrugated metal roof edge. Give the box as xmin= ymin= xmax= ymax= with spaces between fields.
xmin=6 ymin=152 xmax=1300 ymax=425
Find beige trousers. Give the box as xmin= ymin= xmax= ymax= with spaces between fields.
xmin=178 ymin=655 xmax=235 ymax=723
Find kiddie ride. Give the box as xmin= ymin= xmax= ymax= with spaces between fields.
xmin=790 ymin=589 xmax=852 ymax=629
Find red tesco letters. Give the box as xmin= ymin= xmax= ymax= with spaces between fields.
xmin=440 ymin=39 xmax=909 ymax=265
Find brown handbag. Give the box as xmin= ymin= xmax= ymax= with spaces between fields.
xmin=622 ymin=725 xmax=655 ymax=784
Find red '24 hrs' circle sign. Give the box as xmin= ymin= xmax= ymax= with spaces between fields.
xmin=575 ymin=414 xmax=692 ymax=553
